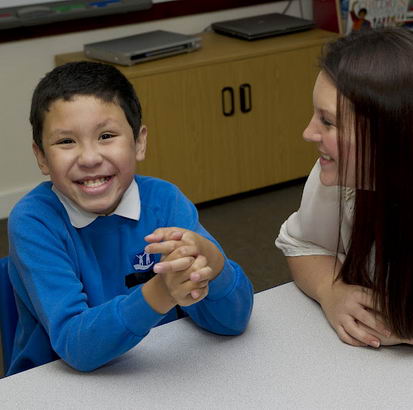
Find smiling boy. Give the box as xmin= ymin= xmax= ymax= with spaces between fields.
xmin=6 ymin=61 xmax=253 ymax=376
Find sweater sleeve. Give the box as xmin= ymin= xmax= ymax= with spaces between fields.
xmin=162 ymin=185 xmax=254 ymax=336
xmin=275 ymin=161 xmax=346 ymax=260
xmin=182 ymin=226 xmax=254 ymax=336
xmin=8 ymin=204 xmax=167 ymax=372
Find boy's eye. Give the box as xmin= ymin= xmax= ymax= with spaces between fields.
xmin=56 ymin=138 xmax=75 ymax=145
xmin=100 ymin=133 xmax=115 ymax=140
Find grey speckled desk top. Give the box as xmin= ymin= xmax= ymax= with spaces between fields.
xmin=1 ymin=282 xmax=413 ymax=409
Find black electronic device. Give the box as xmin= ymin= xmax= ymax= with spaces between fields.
xmin=211 ymin=12 xmax=314 ymax=41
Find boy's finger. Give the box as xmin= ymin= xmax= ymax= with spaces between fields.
xmin=190 ymin=285 xmax=209 ymax=301
xmin=144 ymin=232 xmax=164 ymax=243
xmin=189 ymin=266 xmax=213 ymax=282
xmin=197 ymin=280 xmax=209 ymax=288
xmin=154 ymin=256 xmax=194 ymax=274
xmin=145 ymin=228 xmax=185 ymax=243
xmin=145 ymin=240 xmax=183 ymax=255
xmin=190 ymin=254 xmax=207 ymax=271
xmin=190 ymin=289 xmax=201 ymax=300
xmin=167 ymin=245 xmax=199 ymax=260
xmin=183 ymin=278 xmax=209 ymax=294
xmin=183 ymin=278 xmax=209 ymax=288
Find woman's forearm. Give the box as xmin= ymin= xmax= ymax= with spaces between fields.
xmin=287 ymin=255 xmax=342 ymax=304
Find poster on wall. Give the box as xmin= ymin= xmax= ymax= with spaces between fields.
xmin=344 ymin=0 xmax=409 ymax=34
xmin=407 ymin=0 xmax=413 ymax=19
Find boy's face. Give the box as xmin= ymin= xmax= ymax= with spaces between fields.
xmin=33 ymin=95 xmax=146 ymax=215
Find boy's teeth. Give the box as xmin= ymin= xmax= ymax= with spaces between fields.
xmin=81 ymin=177 xmax=108 ymax=187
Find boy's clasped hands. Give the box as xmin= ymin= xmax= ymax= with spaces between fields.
xmin=143 ymin=228 xmax=224 ymax=312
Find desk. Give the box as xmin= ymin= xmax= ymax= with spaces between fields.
xmin=1 ymin=283 xmax=412 ymax=409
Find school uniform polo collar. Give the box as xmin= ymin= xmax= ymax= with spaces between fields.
xmin=52 ymin=179 xmax=141 ymax=228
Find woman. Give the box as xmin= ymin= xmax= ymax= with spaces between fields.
xmin=276 ymin=27 xmax=413 ymax=348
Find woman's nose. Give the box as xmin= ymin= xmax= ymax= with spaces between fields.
xmin=303 ymin=117 xmax=322 ymax=143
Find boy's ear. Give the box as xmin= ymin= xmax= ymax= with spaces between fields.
xmin=135 ymin=125 xmax=147 ymax=162
xmin=32 ymin=142 xmax=50 ymax=176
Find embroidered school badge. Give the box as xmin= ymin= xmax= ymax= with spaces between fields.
xmin=133 ymin=250 xmax=155 ymax=272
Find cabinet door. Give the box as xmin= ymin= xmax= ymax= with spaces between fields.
xmin=132 ymin=45 xmax=320 ymax=203
xmin=131 ymin=64 xmax=244 ymax=203
xmin=232 ymin=46 xmax=320 ymax=192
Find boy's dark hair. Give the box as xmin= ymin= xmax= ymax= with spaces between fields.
xmin=30 ymin=61 xmax=142 ymax=151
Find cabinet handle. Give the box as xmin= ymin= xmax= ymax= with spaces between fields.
xmin=221 ymin=87 xmax=234 ymax=117
xmin=239 ymin=83 xmax=252 ymax=113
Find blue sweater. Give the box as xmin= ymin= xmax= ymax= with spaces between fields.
xmin=7 ymin=176 xmax=253 ymax=375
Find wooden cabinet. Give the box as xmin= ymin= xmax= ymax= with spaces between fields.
xmin=56 ymin=29 xmax=336 ymax=203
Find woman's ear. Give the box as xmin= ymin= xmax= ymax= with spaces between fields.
xmin=135 ymin=125 xmax=147 ymax=162
xmin=32 ymin=142 xmax=50 ymax=176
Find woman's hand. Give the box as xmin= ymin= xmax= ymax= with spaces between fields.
xmin=319 ymin=279 xmax=391 ymax=348
xmin=357 ymin=316 xmax=413 ymax=346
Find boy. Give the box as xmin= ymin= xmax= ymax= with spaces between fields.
xmin=7 ymin=61 xmax=253 ymax=376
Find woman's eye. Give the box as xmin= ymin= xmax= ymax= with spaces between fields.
xmin=100 ymin=133 xmax=115 ymax=140
xmin=321 ymin=117 xmax=334 ymax=127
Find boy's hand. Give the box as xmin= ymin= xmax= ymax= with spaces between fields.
xmin=153 ymin=253 xmax=210 ymax=306
xmin=144 ymin=227 xmax=225 ymax=305
xmin=141 ymin=242 xmax=207 ymax=313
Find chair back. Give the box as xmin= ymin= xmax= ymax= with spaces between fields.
xmin=0 ymin=257 xmax=18 ymax=375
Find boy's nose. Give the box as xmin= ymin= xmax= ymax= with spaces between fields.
xmin=77 ymin=145 xmax=103 ymax=168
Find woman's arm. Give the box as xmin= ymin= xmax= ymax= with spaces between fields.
xmin=288 ymin=255 xmax=390 ymax=348
xmin=287 ymin=255 xmax=339 ymax=304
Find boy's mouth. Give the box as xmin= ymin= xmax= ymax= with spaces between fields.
xmin=76 ymin=176 xmax=112 ymax=188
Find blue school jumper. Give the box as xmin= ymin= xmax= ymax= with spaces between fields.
xmin=7 ymin=175 xmax=253 ymax=375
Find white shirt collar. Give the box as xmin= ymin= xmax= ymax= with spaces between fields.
xmin=52 ymin=179 xmax=141 ymax=228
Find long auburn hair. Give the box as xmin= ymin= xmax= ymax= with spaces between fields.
xmin=320 ymin=28 xmax=413 ymax=338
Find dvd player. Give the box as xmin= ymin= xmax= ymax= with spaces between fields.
xmin=84 ymin=30 xmax=202 ymax=66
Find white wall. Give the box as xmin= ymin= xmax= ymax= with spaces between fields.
xmin=0 ymin=0 xmax=312 ymax=219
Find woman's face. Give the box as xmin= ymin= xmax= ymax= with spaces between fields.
xmin=303 ymin=71 xmax=356 ymax=187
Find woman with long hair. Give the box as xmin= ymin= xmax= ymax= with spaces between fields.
xmin=276 ymin=27 xmax=413 ymax=348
